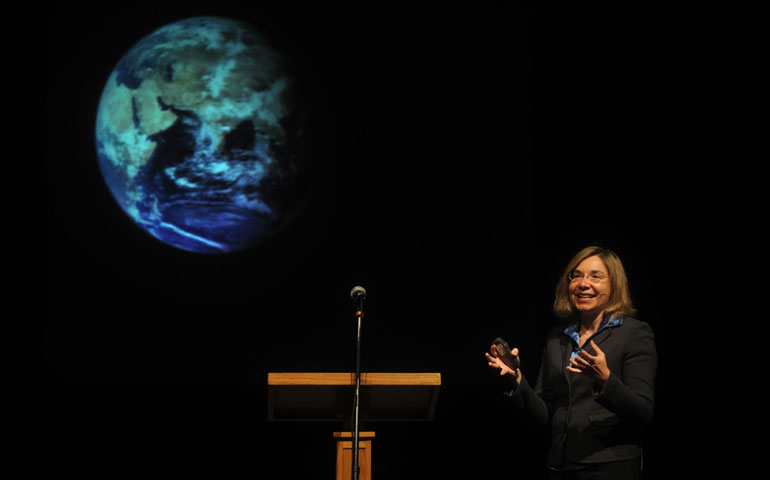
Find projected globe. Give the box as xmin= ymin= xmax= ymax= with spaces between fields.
xmin=95 ymin=17 xmax=310 ymax=253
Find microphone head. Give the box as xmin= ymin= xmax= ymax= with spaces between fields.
xmin=350 ymin=286 xmax=367 ymax=301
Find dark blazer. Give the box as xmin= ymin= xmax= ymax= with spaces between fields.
xmin=508 ymin=317 xmax=657 ymax=468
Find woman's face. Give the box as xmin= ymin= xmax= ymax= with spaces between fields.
xmin=569 ymin=255 xmax=612 ymax=318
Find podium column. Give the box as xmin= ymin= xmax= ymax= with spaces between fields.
xmin=333 ymin=431 xmax=375 ymax=480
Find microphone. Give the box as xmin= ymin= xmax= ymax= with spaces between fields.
xmin=348 ymin=285 xmax=367 ymax=479
xmin=350 ymin=286 xmax=367 ymax=302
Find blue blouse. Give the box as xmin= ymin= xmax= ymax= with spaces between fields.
xmin=563 ymin=315 xmax=624 ymax=362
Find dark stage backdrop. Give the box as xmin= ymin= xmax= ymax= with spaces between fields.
xmin=44 ymin=3 xmax=696 ymax=478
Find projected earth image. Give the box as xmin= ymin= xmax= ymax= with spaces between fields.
xmin=95 ymin=17 xmax=311 ymax=253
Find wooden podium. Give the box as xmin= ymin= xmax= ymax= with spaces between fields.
xmin=267 ymin=372 xmax=441 ymax=479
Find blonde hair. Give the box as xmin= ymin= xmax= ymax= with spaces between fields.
xmin=553 ymin=246 xmax=637 ymax=320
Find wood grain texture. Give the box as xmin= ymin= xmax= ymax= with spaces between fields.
xmin=268 ymin=372 xmax=441 ymax=386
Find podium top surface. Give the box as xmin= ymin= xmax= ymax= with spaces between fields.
xmin=267 ymin=372 xmax=441 ymax=422
xmin=268 ymin=372 xmax=441 ymax=386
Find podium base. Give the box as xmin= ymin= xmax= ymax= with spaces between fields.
xmin=333 ymin=431 xmax=375 ymax=480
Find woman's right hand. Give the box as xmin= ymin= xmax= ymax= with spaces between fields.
xmin=486 ymin=345 xmax=522 ymax=385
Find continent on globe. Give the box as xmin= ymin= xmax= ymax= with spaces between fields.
xmin=95 ymin=17 xmax=310 ymax=253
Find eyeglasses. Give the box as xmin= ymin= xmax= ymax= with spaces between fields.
xmin=568 ymin=272 xmax=608 ymax=284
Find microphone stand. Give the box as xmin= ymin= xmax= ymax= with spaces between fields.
xmin=351 ymin=296 xmax=364 ymax=480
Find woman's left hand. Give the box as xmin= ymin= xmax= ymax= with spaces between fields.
xmin=566 ymin=339 xmax=611 ymax=386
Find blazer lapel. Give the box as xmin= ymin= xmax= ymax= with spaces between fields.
xmin=560 ymin=334 xmax=574 ymax=376
xmin=587 ymin=326 xmax=613 ymax=352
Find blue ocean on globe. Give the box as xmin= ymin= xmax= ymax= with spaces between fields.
xmin=95 ymin=17 xmax=309 ymax=253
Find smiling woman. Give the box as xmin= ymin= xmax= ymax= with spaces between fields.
xmin=553 ymin=246 xmax=637 ymax=323
xmin=486 ymin=246 xmax=657 ymax=479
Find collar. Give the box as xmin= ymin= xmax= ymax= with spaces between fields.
xmin=563 ymin=315 xmax=624 ymax=348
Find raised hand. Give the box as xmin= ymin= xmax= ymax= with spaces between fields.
xmin=566 ymin=339 xmax=611 ymax=386
xmin=486 ymin=345 xmax=522 ymax=385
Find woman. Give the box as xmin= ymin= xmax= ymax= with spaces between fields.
xmin=486 ymin=246 xmax=657 ymax=479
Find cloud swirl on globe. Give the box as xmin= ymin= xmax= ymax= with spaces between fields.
xmin=96 ymin=17 xmax=311 ymax=253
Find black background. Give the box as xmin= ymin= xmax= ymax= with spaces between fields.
xmin=43 ymin=2 xmax=723 ymax=478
